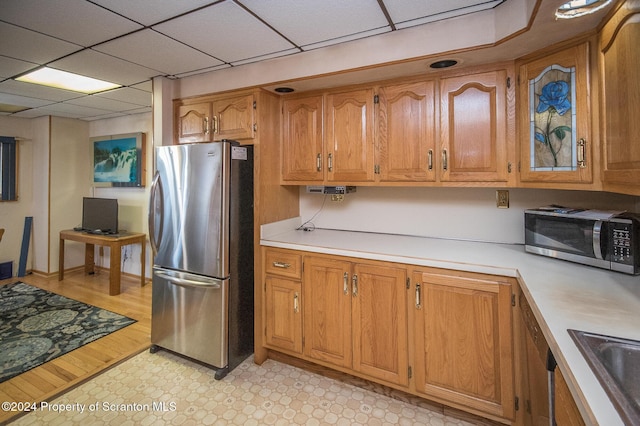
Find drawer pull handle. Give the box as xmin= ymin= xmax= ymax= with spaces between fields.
xmin=272 ymin=261 xmax=291 ymax=269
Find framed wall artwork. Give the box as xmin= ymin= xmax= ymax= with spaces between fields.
xmin=91 ymin=132 xmax=146 ymax=187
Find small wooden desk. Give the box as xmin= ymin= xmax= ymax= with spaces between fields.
xmin=59 ymin=229 xmax=146 ymax=295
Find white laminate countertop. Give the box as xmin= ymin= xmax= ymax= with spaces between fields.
xmin=260 ymin=218 xmax=640 ymax=426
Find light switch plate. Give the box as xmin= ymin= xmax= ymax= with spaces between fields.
xmin=496 ymin=190 xmax=509 ymax=208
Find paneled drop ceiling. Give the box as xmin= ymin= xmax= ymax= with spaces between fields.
xmin=0 ymin=0 xmax=615 ymax=121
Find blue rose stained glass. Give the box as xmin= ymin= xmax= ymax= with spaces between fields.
xmin=529 ymin=64 xmax=577 ymax=171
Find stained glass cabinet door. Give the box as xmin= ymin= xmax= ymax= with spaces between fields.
xmin=518 ymin=42 xmax=593 ymax=184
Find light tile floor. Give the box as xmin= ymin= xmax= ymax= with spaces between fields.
xmin=12 ymin=350 xmax=480 ymax=425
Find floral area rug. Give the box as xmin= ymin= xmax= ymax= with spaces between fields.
xmin=0 ymin=282 xmax=136 ymax=383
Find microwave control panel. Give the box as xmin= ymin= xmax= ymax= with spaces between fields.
xmin=610 ymin=221 xmax=633 ymax=264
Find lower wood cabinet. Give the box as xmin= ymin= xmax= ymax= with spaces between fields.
xmin=263 ymin=249 xmax=303 ymax=354
xmin=412 ymin=268 xmax=516 ymax=422
xmin=303 ymin=255 xmax=409 ymax=386
xmin=262 ymin=247 xmax=517 ymax=423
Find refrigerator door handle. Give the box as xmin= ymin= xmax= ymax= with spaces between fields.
xmin=149 ymin=170 xmax=164 ymax=256
xmin=155 ymin=270 xmax=222 ymax=289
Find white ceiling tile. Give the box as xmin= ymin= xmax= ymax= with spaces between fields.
xmin=302 ymin=28 xmax=390 ymax=51
xmin=93 ymin=29 xmax=224 ymax=76
xmin=130 ymin=81 xmax=152 ymax=92
xmin=25 ymin=102 xmax=112 ymax=119
xmin=95 ymin=87 xmax=152 ymax=107
xmin=383 ymin=0 xmax=504 ymax=28
xmin=90 ymin=0 xmax=215 ymax=26
xmin=0 ymin=56 xmax=39 ymax=79
xmin=67 ymin=94 xmax=145 ymax=111
xmin=49 ymin=50 xmax=163 ymax=86
xmin=154 ymin=2 xmax=294 ymax=64
xmin=0 ymin=92 xmax=56 ymax=108
xmin=0 ymin=22 xmax=80 ymax=64
xmin=0 ymin=0 xmax=142 ymax=47
xmin=173 ymin=64 xmax=231 ymax=79
xmin=240 ymin=0 xmax=390 ymax=47
xmin=0 ymin=80 xmax=82 ymax=102
xmin=229 ymin=48 xmax=300 ymax=67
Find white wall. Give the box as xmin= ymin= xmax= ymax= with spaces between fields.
xmin=0 ymin=112 xmax=153 ymax=279
xmin=299 ymin=187 xmax=640 ymax=244
xmin=89 ymin=113 xmax=153 ymax=278
xmin=0 ymin=116 xmax=37 ymax=275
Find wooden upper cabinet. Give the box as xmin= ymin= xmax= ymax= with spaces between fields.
xmin=601 ymin=4 xmax=640 ymax=195
xmin=412 ymin=269 xmax=515 ymax=422
xmin=440 ymin=69 xmax=510 ymax=182
xmin=175 ymin=102 xmax=213 ymax=144
xmin=377 ymin=81 xmax=437 ymax=182
xmin=518 ymin=43 xmax=592 ymax=184
xmin=325 ymin=88 xmax=376 ymax=183
xmin=174 ymin=92 xmax=255 ymax=144
xmin=281 ymin=95 xmax=324 ymax=182
xmin=212 ymin=93 xmax=255 ymax=141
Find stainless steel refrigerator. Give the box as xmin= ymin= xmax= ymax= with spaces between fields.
xmin=148 ymin=140 xmax=253 ymax=380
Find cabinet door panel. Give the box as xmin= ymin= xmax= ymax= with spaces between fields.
xmin=303 ymin=256 xmax=352 ymax=368
xmin=378 ymin=81 xmax=436 ymax=182
xmin=352 ymin=263 xmax=409 ymax=385
xmin=602 ymin=16 xmax=640 ymax=193
xmin=265 ymin=276 xmax=302 ymax=354
xmin=518 ymin=43 xmax=591 ymax=184
xmin=325 ymin=89 xmax=375 ymax=182
xmin=413 ymin=271 xmax=515 ymax=420
xmin=440 ymin=71 xmax=508 ymax=182
xmin=213 ymin=94 xmax=254 ymax=141
xmin=282 ymin=95 xmax=324 ymax=181
xmin=176 ymin=102 xmax=211 ymax=144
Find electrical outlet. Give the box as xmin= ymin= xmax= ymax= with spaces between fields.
xmin=496 ymin=190 xmax=509 ymax=208
xmin=331 ymin=194 xmax=344 ymax=202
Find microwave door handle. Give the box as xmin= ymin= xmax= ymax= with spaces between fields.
xmin=593 ymin=220 xmax=604 ymax=260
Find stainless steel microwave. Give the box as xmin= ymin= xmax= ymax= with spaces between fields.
xmin=524 ymin=207 xmax=640 ymax=275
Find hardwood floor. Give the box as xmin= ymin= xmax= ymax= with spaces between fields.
xmin=0 ymin=270 xmax=151 ymax=424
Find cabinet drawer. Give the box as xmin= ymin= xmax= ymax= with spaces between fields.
xmin=264 ymin=249 xmax=302 ymax=279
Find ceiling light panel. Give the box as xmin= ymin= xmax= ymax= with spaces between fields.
xmin=0 ymin=0 xmax=142 ymax=47
xmin=93 ymin=29 xmax=225 ymax=76
xmin=16 ymin=67 xmax=121 ymax=93
xmin=154 ymin=2 xmax=295 ymax=64
xmin=0 ymin=22 xmax=80 ymax=65
xmin=383 ymin=0 xmax=505 ymax=29
xmin=239 ymin=0 xmax=390 ymax=48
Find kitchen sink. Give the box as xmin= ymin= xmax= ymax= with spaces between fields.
xmin=569 ymin=329 xmax=640 ymax=425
